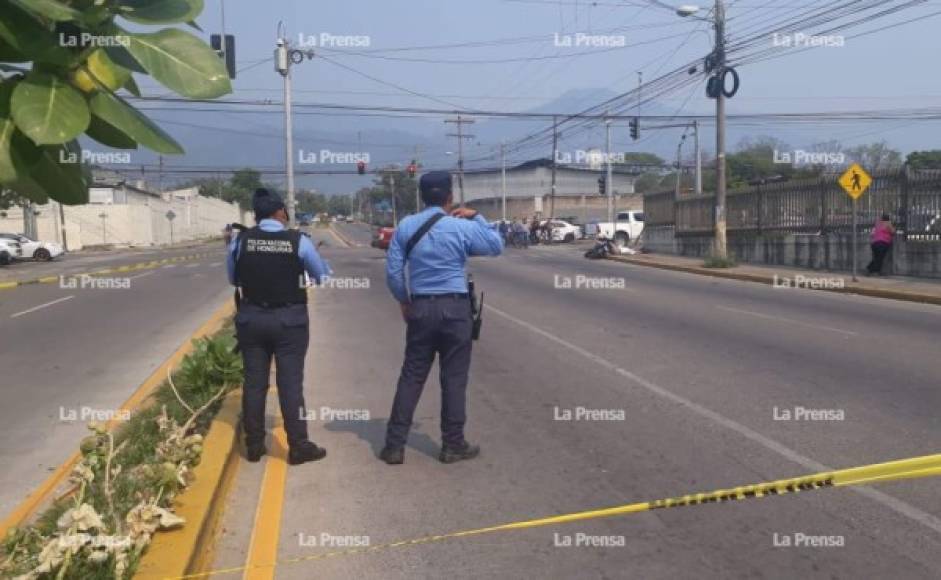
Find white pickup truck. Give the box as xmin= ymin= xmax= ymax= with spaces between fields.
xmin=595 ymin=211 xmax=645 ymax=248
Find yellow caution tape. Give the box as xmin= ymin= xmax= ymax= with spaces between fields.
xmin=172 ymin=452 xmax=941 ymax=579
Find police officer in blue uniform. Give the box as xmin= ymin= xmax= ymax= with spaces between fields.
xmin=227 ymin=188 xmax=331 ymax=465
xmin=381 ymin=171 xmax=503 ymax=465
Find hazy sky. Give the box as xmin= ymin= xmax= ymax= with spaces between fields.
xmin=134 ymin=0 xmax=941 ymax=191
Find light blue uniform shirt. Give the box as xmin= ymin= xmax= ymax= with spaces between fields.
xmin=226 ymin=219 xmax=331 ymax=285
xmin=386 ymin=206 xmax=503 ymax=304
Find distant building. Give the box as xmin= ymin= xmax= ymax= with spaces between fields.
xmin=453 ymin=159 xmax=641 ymax=223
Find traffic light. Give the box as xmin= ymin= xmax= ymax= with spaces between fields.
xmin=210 ymin=34 xmax=236 ymax=79
xmin=407 ymin=161 xmax=417 ymax=178
xmin=357 ymin=160 xmax=366 ymax=175
xmin=598 ymin=176 xmax=606 ymax=195
xmin=629 ymin=117 xmax=639 ymax=141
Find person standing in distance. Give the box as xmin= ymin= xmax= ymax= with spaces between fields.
xmin=381 ymin=171 xmax=503 ymax=465
xmin=227 ymin=188 xmax=331 ymax=465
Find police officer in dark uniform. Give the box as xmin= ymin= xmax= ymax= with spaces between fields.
xmin=227 ymin=188 xmax=331 ymax=465
xmin=381 ymin=171 xmax=503 ymax=465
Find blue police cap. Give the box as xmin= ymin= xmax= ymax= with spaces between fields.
xmin=420 ymin=171 xmax=452 ymax=197
xmin=253 ymin=188 xmax=285 ymax=219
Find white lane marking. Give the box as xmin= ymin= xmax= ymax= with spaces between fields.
xmin=162 ymin=264 xmax=177 ymax=269
xmin=717 ymin=305 xmax=858 ymax=337
xmin=209 ymin=262 xmax=223 ymax=267
xmin=184 ymin=263 xmax=200 ymax=268
xmin=11 ymin=295 xmax=75 ymax=319
xmin=128 ymin=271 xmax=155 ymax=281
xmin=485 ymin=303 xmax=941 ymax=536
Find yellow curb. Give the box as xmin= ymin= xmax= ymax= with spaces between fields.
xmin=609 ymin=255 xmax=941 ymax=306
xmin=0 ymin=282 xmax=19 ymax=290
xmin=37 ymin=276 xmax=58 ymax=284
xmin=242 ymin=426 xmax=289 ymax=580
xmin=0 ymin=298 xmax=236 ymax=540
xmin=135 ymin=391 xmax=243 ymax=580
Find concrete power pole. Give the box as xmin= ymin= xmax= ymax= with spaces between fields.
xmin=714 ymin=0 xmax=728 ymax=258
xmin=549 ymin=115 xmax=559 ymax=223
xmin=694 ymin=120 xmax=703 ymax=195
xmin=500 ymin=140 xmax=507 ymax=222
xmin=275 ymin=26 xmax=314 ymax=228
xmin=605 ymin=117 xmax=614 ymax=226
xmin=445 ymin=116 xmax=475 ymax=207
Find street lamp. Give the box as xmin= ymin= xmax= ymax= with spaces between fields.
xmin=678 ymin=0 xmax=730 ymax=259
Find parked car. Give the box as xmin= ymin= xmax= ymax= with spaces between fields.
xmin=370 ymin=227 xmax=395 ymax=250
xmin=0 ymin=233 xmax=63 ymax=261
xmin=0 ymin=237 xmax=24 ymax=266
xmin=541 ymin=219 xmax=583 ymax=243
xmin=595 ymin=211 xmax=645 ymax=248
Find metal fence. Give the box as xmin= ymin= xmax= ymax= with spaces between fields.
xmin=644 ymin=168 xmax=941 ymax=241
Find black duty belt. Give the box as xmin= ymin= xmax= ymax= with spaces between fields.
xmin=245 ymin=300 xmax=305 ymax=309
xmin=410 ymin=293 xmax=469 ymax=301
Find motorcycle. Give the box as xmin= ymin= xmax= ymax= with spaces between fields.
xmin=584 ymin=236 xmax=618 ymax=260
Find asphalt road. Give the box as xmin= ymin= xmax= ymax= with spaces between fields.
xmin=213 ymin=221 xmax=941 ymax=579
xmin=0 ymin=241 xmax=232 ymax=516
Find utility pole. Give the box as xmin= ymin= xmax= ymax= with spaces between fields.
xmin=157 ymin=155 xmax=164 ymax=193
xmin=714 ymin=0 xmax=728 ymax=258
xmin=549 ymin=115 xmax=559 ymax=222
xmin=500 ymin=140 xmax=507 ymax=222
xmin=605 ymin=116 xmax=614 ymax=226
xmin=693 ymin=120 xmax=702 ymax=195
xmin=390 ymin=172 xmax=397 ymax=227
xmin=675 ymin=129 xmax=688 ymax=199
xmin=414 ymin=145 xmax=421 ymax=212
xmin=275 ymin=24 xmax=314 ymax=227
xmin=445 ymin=115 xmax=474 ymax=206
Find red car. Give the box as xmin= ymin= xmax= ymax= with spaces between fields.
xmin=371 ymin=227 xmax=395 ymax=250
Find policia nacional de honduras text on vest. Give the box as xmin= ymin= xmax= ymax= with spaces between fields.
xmin=236 ymin=228 xmax=307 ymax=307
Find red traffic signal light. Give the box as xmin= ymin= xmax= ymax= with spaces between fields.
xmin=357 ymin=160 xmax=366 ymax=175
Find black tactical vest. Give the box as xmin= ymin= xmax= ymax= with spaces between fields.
xmin=235 ymin=227 xmax=307 ymax=305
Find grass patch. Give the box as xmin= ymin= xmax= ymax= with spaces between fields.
xmin=1 ymin=331 xmax=241 ymax=580
xmin=703 ymin=254 xmax=738 ymax=268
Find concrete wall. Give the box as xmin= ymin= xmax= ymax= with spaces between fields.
xmin=460 ymin=165 xmax=636 ymax=202
xmin=643 ymin=226 xmax=941 ymax=278
xmin=0 ymin=194 xmax=247 ymax=251
xmin=468 ymin=193 xmax=643 ymax=223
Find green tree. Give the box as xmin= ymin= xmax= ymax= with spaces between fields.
xmin=845 ymin=141 xmax=902 ymax=172
xmin=906 ymin=150 xmax=941 ymax=170
xmin=0 ymin=0 xmax=231 ymax=205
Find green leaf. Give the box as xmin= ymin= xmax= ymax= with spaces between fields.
xmin=123 ymin=74 xmax=142 ymax=97
xmin=118 ymin=0 xmax=204 ymax=24
xmin=88 ymin=90 xmax=183 ymax=154
xmin=104 ymin=44 xmax=147 ymax=74
xmin=11 ymin=72 xmax=91 ymax=145
xmin=123 ymin=27 xmax=231 ymax=99
xmin=10 ymin=0 xmax=82 ymax=22
xmin=0 ymin=1 xmax=72 ymax=65
xmin=16 ymin=140 xmax=87 ymax=204
xmin=85 ymin=115 xmax=139 ymax=149
xmin=0 ymin=118 xmax=19 ymax=182
xmin=0 ymin=37 xmax=27 ymax=62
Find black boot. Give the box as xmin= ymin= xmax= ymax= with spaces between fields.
xmin=379 ymin=446 xmax=405 ymax=465
xmin=246 ymin=443 xmax=266 ymax=463
xmin=438 ymin=441 xmax=480 ymax=464
xmin=288 ymin=441 xmax=327 ymax=465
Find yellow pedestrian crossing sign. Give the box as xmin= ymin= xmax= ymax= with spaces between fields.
xmin=839 ymin=163 xmax=872 ymax=199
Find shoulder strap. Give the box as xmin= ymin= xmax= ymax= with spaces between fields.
xmin=405 ymin=213 xmax=445 ymax=259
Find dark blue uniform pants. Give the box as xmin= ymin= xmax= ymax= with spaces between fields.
xmin=236 ymin=303 xmax=310 ymax=448
xmin=386 ymin=295 xmax=473 ymax=449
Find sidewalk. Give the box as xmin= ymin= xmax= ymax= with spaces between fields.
xmin=608 ymin=252 xmax=941 ymax=306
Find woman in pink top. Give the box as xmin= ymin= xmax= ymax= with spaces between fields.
xmin=866 ymin=213 xmax=895 ymax=276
